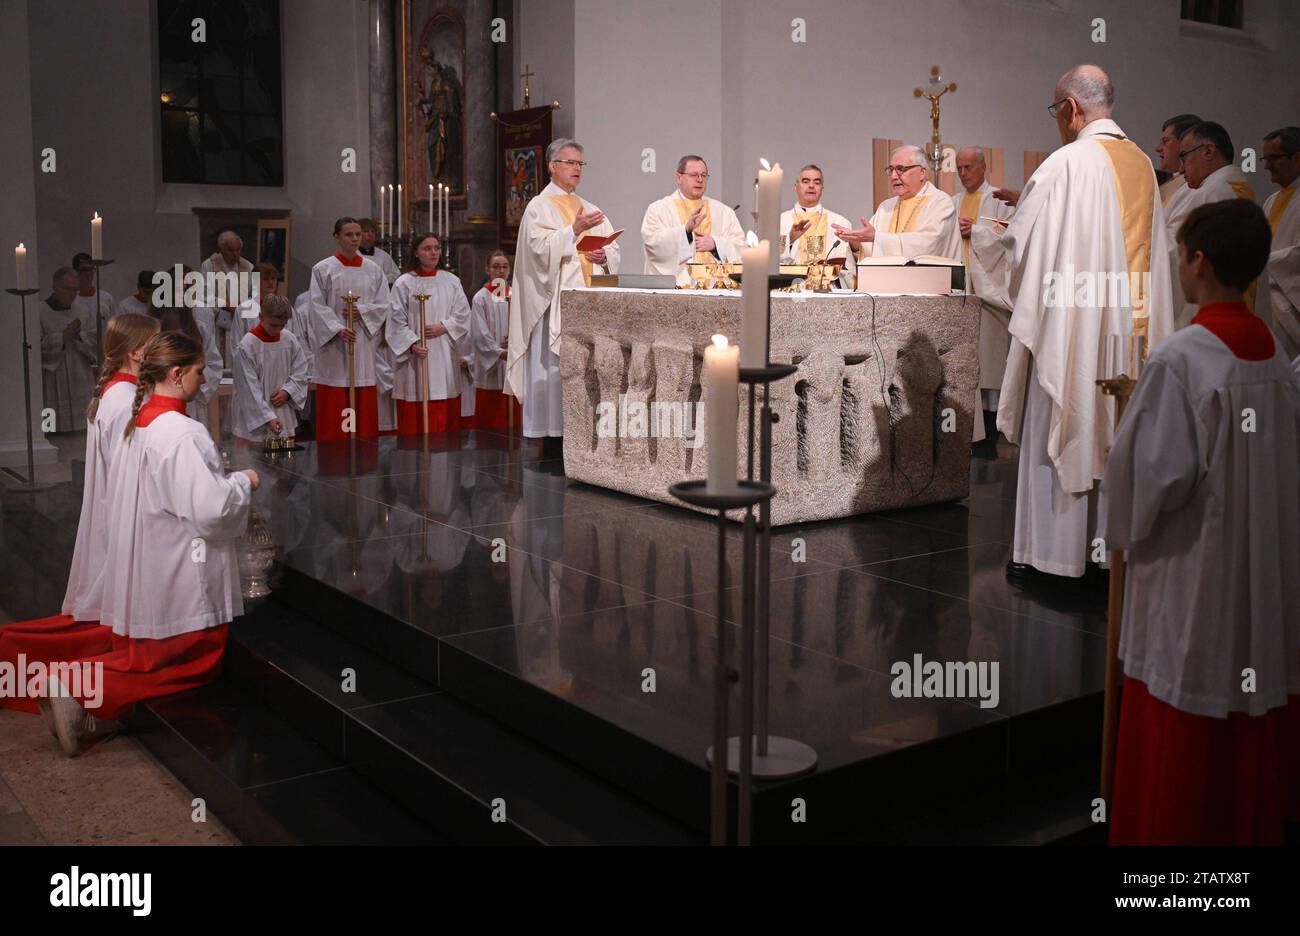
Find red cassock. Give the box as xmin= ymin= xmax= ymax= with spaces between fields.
xmin=473 ymin=388 xmax=522 ymax=432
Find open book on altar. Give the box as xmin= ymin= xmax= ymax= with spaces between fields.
xmin=576 ymin=229 xmax=624 ymax=252
xmin=854 ymin=254 xmax=965 ymax=293
xmin=856 ymin=254 xmax=961 ymax=267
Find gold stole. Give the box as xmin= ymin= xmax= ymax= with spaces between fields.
xmin=1225 ymin=181 xmax=1259 ymax=308
xmin=674 ymin=197 xmax=714 ymax=263
xmin=546 ymin=193 xmax=594 ymax=286
xmin=1268 ymin=186 xmax=1297 ymax=233
xmin=890 ymin=195 xmax=928 ymax=235
xmin=1098 ymin=139 xmax=1156 ymax=343
xmin=959 ymin=191 xmax=983 ymax=267
xmin=792 ymin=210 xmax=829 ymax=263
xmin=1159 ymin=174 xmax=1185 ymax=207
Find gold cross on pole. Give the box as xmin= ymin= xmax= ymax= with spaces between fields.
xmin=521 ymin=63 xmax=535 ymax=107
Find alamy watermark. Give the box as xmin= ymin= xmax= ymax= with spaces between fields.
xmin=890 ymin=653 xmax=1000 ymax=709
xmin=0 ymin=656 xmax=104 ymax=709
xmin=595 ymin=393 xmax=702 ymax=447
xmin=1041 ymin=265 xmax=1153 ymax=311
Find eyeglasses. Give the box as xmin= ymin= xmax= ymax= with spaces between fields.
xmin=1047 ymin=97 xmax=1071 ymax=119
xmin=679 ymin=171 xmax=709 ymax=181
xmin=885 ymin=164 xmax=924 ymax=176
xmin=1177 ymin=142 xmax=1210 ymax=162
xmin=552 ymin=159 xmax=587 ymax=167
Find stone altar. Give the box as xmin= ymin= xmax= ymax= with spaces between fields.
xmin=559 ymin=289 xmax=982 ymax=525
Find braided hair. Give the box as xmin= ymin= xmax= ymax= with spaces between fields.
xmin=124 ymin=332 xmax=204 ymax=440
xmin=86 ymin=313 xmax=160 ymax=422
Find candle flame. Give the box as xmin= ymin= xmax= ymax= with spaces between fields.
xmin=711 ymin=334 xmax=729 ymax=349
xmin=759 ymin=157 xmax=771 ymax=171
xmin=18 ymin=243 xmax=24 ymax=249
xmin=92 ymin=212 xmax=100 ymax=221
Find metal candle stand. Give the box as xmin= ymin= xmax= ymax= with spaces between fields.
xmin=4 ymin=287 xmax=54 ymax=493
xmin=87 ymin=258 xmax=114 ymax=372
xmin=667 ymin=278 xmax=818 ymax=846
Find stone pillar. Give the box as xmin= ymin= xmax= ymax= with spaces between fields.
xmin=368 ymin=0 xmax=397 ymax=220
xmin=0 ymin=0 xmax=57 ymax=471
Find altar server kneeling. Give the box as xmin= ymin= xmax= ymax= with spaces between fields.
xmin=37 ymin=332 xmax=259 ymax=755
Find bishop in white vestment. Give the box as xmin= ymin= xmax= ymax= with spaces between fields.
xmin=641 ymin=155 xmax=744 ymax=287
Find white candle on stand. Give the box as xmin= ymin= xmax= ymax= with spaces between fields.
xmin=387 ymin=184 xmax=394 ymax=239
xmin=91 ymin=213 xmax=103 ymax=260
xmin=1105 ymin=334 xmax=1121 ymax=378
xmin=428 ymin=184 xmax=434 ymax=234
xmin=378 ymin=183 xmax=385 ymax=237
xmin=397 ymin=184 xmax=403 ymax=240
xmin=704 ymin=334 xmax=739 ymax=496
xmin=15 ymin=243 xmax=27 ymax=290
xmin=740 ymin=236 xmax=771 ymax=368
xmin=757 ymin=159 xmax=782 ymax=274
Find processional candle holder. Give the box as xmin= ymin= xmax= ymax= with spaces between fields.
xmin=3 ymin=287 xmax=55 ymax=493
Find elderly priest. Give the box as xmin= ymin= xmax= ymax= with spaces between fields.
xmin=642 ymin=155 xmax=746 ymax=286
xmin=1261 ymin=126 xmax=1300 ymax=358
xmin=506 ymin=138 xmax=620 ymax=456
xmin=833 ymin=144 xmax=961 ymax=260
xmin=981 ymin=64 xmax=1174 ymax=581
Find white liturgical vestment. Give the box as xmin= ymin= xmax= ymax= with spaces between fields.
xmin=307 ymin=254 xmax=390 ymax=388
xmin=865 ymin=180 xmax=961 ymax=260
xmin=641 ymin=191 xmax=745 ymax=287
xmin=1262 ymin=183 xmax=1300 ymax=359
xmin=387 ymin=270 xmax=471 ymax=402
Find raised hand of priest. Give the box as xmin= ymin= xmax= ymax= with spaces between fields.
xmin=685 ymin=207 xmax=705 ymax=233
xmin=833 ymin=217 xmax=875 ymax=247
xmin=339 ymin=327 xmax=357 ymax=344
xmin=242 ymin=468 xmax=261 ymax=491
xmin=574 ymin=209 xmax=605 ymax=235
xmin=992 ymin=187 xmax=1020 ymax=207
xmin=694 ymin=233 xmax=716 ymax=253
xmin=789 ymin=219 xmax=811 ymax=241
xmin=583 ymin=248 xmax=607 ymax=265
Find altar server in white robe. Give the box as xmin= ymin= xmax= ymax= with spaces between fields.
xmin=63 ymin=313 xmax=160 ymax=621
xmin=40 ymin=267 xmax=98 ymax=433
xmin=471 ymin=250 xmax=520 ymax=431
xmin=116 ymin=271 xmax=157 ymax=318
xmin=0 ymin=313 xmax=163 ymax=724
xmin=983 ymin=65 xmax=1174 ymax=580
xmin=1260 ymin=126 xmax=1300 ymax=359
xmin=834 ymin=145 xmax=961 ymax=261
xmin=149 ymin=296 xmax=224 ymax=433
xmin=507 ymin=139 xmax=621 ymax=452
xmin=307 ymin=218 xmax=391 ymax=441
xmin=387 ymin=232 xmax=471 ymax=434
xmin=229 ymin=263 xmax=280 ymax=349
xmin=71 ymin=253 xmax=117 ymax=336
xmin=232 ymin=295 xmax=309 ymax=443
xmin=35 ymin=332 xmax=258 ymax=753
xmin=952 ymin=146 xmax=1014 ymax=440
xmin=780 ymin=164 xmax=855 ymax=283
xmin=1169 ymin=122 xmax=1258 ymax=326
xmin=1101 ymin=199 xmax=1300 ymax=845
xmin=360 ymin=218 xmax=401 ymax=284
xmin=642 ymin=154 xmax=744 ymax=286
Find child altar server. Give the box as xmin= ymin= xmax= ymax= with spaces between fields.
xmin=232 ymin=294 xmax=310 ymax=444
xmin=469 ymin=250 xmax=521 ymax=431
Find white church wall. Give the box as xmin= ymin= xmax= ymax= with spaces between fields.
xmin=25 ymin=0 xmax=372 ymax=304
xmin=530 ymin=0 xmax=1300 ymax=274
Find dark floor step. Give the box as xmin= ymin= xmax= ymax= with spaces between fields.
xmin=228 ymin=596 xmax=702 ymax=845
xmin=125 ymin=681 xmax=446 ymax=845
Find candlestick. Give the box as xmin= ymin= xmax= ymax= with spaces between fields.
xmin=704 ymin=334 xmax=739 ymax=495
xmin=15 ymin=243 xmax=27 ymax=290
xmin=388 ymin=184 xmax=395 ymax=240
xmin=740 ymin=238 xmax=771 ymax=368
xmin=91 ymin=213 xmax=103 ymax=260
xmin=397 ymin=184 xmax=403 ymax=240
xmin=428 ymin=183 xmax=434 ymax=235
xmin=757 ymin=160 xmax=782 ymax=275
xmin=380 ymin=183 xmax=387 ymax=238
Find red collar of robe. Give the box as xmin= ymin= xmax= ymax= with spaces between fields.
xmin=135 ymin=394 xmax=187 ymax=427
xmin=1192 ymin=302 xmax=1275 ymax=361
xmin=334 ymin=252 xmax=363 ymax=268
xmin=78 ymin=288 xmax=96 ymax=297
xmin=102 ymin=372 xmax=137 ymax=395
xmin=251 ymin=324 xmax=280 ymax=342
xmin=413 ymin=267 xmax=438 ymax=277
xmin=483 ymin=281 xmax=509 ymax=298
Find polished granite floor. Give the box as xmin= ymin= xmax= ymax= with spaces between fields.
xmin=214 ymin=428 xmax=1108 ymax=781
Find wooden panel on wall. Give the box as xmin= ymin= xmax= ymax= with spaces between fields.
xmin=1024 ymin=150 xmax=1051 ymax=185
xmin=985 ymin=147 xmax=1005 ymax=189
xmin=872 ymin=137 xmax=904 ymax=211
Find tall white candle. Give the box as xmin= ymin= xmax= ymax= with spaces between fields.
xmin=428 ymin=184 xmax=434 ymax=234
xmin=740 ymin=237 xmax=771 ymax=368
xmin=757 ymin=159 xmax=782 ymax=274
xmin=704 ymin=334 xmax=739 ymax=496
xmin=91 ymin=212 xmax=103 ymax=261
xmin=15 ymin=243 xmax=27 ymax=290
xmin=378 ymin=183 xmax=385 ymax=237
xmin=397 ymin=184 xmax=403 ymax=240
xmin=387 ymin=184 xmax=394 ymax=237
xmin=1104 ymin=334 xmax=1121 ymax=379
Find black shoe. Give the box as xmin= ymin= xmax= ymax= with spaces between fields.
xmin=1005 ymin=560 xmax=1036 ymax=580
xmin=541 ymin=436 xmax=564 ymax=458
